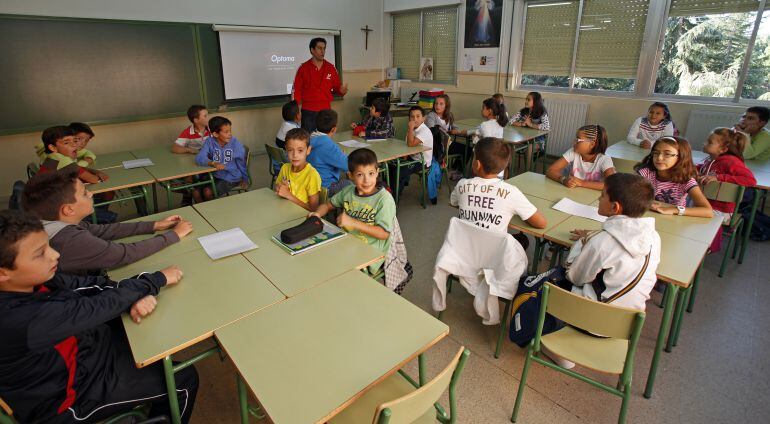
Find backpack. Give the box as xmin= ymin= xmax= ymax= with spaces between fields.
xmin=8 ymin=180 xmax=25 ymax=211
xmin=429 ymin=125 xmax=448 ymax=165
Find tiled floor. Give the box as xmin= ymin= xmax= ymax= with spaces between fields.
xmin=109 ymin=154 xmax=770 ymax=423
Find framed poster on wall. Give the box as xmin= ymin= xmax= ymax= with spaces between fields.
xmin=464 ymin=0 xmax=502 ymax=48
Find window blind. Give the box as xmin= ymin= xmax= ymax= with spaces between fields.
xmin=422 ymin=8 xmax=457 ymax=83
xmin=521 ymin=1 xmax=580 ymax=76
xmin=574 ymin=0 xmax=650 ymax=79
xmin=392 ymin=13 xmax=421 ymax=80
xmin=669 ymin=0 xmax=761 ymax=17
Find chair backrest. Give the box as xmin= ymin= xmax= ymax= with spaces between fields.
xmin=26 ymin=162 xmax=39 ymax=179
xmin=543 ymin=283 xmax=642 ymax=340
xmin=373 ymin=347 xmax=469 ymax=424
xmin=702 ymin=180 xmax=745 ymax=204
xmin=264 ymin=144 xmax=288 ymax=163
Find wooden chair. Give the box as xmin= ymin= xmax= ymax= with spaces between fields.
xmin=702 ymin=180 xmax=746 ymax=277
xmin=392 ymin=156 xmax=427 ymax=209
xmin=329 ymin=347 xmax=470 ymax=424
xmin=511 ymin=283 xmax=646 ymax=424
xmin=264 ymin=144 xmax=288 ymax=189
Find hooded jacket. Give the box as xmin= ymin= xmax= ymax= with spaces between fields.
xmin=566 ymin=215 xmax=661 ymax=311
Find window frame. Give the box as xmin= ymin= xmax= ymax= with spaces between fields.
xmin=391 ymin=5 xmax=460 ymax=85
xmin=511 ymin=0 xmax=770 ymax=105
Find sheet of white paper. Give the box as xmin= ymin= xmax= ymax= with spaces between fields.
xmin=552 ymin=198 xmax=607 ymax=223
xmin=198 ymin=228 xmax=258 ymax=260
xmin=122 ymin=158 xmax=154 ymax=169
xmin=339 ymin=139 xmax=371 ymax=148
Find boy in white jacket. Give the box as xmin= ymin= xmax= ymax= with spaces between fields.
xmin=566 ymin=173 xmax=661 ymax=311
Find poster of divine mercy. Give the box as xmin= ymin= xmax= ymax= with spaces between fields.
xmin=464 ymin=0 xmax=503 ymax=48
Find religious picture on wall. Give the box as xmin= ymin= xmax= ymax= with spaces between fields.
xmin=419 ymin=57 xmax=434 ymax=81
xmin=464 ymin=0 xmax=502 ymax=48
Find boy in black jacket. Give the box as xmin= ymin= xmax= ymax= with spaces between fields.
xmin=0 ymin=210 xmax=198 ymax=423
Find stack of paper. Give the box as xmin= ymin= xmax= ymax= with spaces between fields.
xmin=339 ymin=139 xmax=371 ymax=148
xmin=198 ymin=228 xmax=258 ymax=260
xmin=552 ymin=198 xmax=607 ymax=223
xmin=123 ymin=158 xmax=154 ymax=169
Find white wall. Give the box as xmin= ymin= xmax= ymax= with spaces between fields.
xmin=0 ymin=0 xmax=386 ymax=70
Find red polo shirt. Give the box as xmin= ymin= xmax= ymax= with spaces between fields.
xmin=293 ymin=59 xmax=342 ymax=112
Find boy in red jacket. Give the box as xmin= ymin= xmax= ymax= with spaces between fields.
xmin=292 ymin=37 xmax=348 ymax=131
xmin=0 ymin=210 xmax=198 ymax=423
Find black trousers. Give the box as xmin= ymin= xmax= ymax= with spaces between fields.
xmin=50 ymin=325 xmax=199 ymax=424
xmin=301 ymin=109 xmax=319 ymax=132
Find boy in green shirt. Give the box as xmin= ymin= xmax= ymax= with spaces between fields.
xmin=736 ymin=106 xmax=770 ymax=161
xmin=312 ymin=148 xmax=396 ymax=268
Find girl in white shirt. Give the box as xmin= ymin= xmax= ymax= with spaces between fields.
xmin=471 ymin=97 xmax=508 ymax=144
xmin=627 ymin=102 xmax=676 ymax=148
xmin=547 ymin=124 xmax=616 ymax=191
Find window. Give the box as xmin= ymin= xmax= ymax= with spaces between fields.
xmin=655 ymin=0 xmax=769 ymax=100
xmin=520 ymin=0 xmax=650 ymax=91
xmin=392 ymin=7 xmax=458 ymax=83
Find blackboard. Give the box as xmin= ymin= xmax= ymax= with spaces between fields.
xmin=0 ymin=16 xmax=205 ymax=133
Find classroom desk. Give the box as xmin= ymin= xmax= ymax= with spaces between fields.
xmin=130 ymin=146 xmax=217 ymax=210
xmin=506 ymin=172 xmax=602 ymax=204
xmin=192 ymin=188 xmax=308 ymax=233
xmin=86 ymin=165 xmax=155 ymax=223
xmin=113 ymin=206 xmax=218 ymax=259
xmin=332 ymin=130 xmax=430 ymax=162
xmin=215 ymin=270 xmax=449 ymax=424
xmin=94 ymin=151 xmax=137 ymax=169
xmin=454 ymin=118 xmax=549 ymax=173
xmin=241 ymin=219 xmax=384 ymax=297
xmin=607 ymin=140 xmax=708 ymax=165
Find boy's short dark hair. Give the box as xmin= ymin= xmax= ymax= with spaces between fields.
xmin=315 ymin=109 xmax=338 ymax=134
xmin=0 ymin=209 xmax=45 ymax=269
xmin=22 ymin=169 xmax=80 ymax=221
xmin=209 ymin=116 xmax=232 ymax=134
xmin=605 ymin=173 xmax=653 ymax=218
xmin=41 ymin=126 xmax=75 ymax=153
xmin=285 ymin=128 xmax=310 ymax=146
xmin=747 ymin=106 xmax=770 ymax=123
xmin=474 ymin=137 xmax=511 ymax=174
xmin=282 ymin=100 xmax=300 ymax=122
xmin=371 ymin=98 xmax=391 ymax=116
xmin=309 ymin=37 xmax=327 ymax=50
xmin=409 ymin=105 xmax=424 ymax=116
xmin=187 ymin=104 xmax=207 ymax=123
xmin=68 ymin=122 xmax=94 ymax=137
xmin=348 ymin=148 xmax=378 ymax=171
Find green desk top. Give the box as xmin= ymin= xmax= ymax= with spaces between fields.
xmin=453 ymin=118 xmax=548 ymax=144
xmin=116 ymin=249 xmax=284 ymax=367
xmin=544 ymin=215 xmax=709 ymax=287
xmin=506 ymin=172 xmax=602 ymax=204
xmin=94 ymin=151 xmax=137 ymax=169
xmin=113 ymin=206 xmax=218 ymax=260
xmin=333 ymin=131 xmax=429 ymax=162
xmin=642 ymin=211 xmax=723 ymax=244
xmin=508 ymin=196 xmax=572 ymax=237
xmin=192 ymin=188 xmax=308 ymax=232
xmin=130 ymin=146 xmax=214 ymax=182
xmin=215 ymin=270 xmax=449 ymax=424
xmin=87 ymin=166 xmax=155 ymax=194
xmin=607 ymin=141 xmax=708 ymax=164
xmin=241 ymin=219 xmax=384 ymax=297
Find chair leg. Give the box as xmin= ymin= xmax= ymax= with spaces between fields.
xmin=731 ymin=221 xmax=743 ymax=259
xmin=495 ymin=299 xmax=512 ymax=359
xmin=394 ymin=161 xmax=401 ymax=204
xmin=666 ymin=287 xmax=688 ymax=352
xmin=718 ymin=231 xmax=734 ymax=278
xmin=511 ymin=347 xmax=534 ymax=422
xmin=618 ymin=382 xmax=630 ymax=424
xmin=420 ymin=164 xmax=426 ymax=209
xmin=686 ymin=261 xmax=703 ymax=313
xmin=237 ymin=375 xmax=249 ymax=424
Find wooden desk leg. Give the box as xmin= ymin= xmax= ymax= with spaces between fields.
xmin=739 ymin=188 xmax=764 ymax=263
xmin=163 ymin=356 xmax=182 ymax=424
xmin=644 ymin=284 xmax=679 ymax=399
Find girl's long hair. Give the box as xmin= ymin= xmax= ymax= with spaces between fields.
xmin=634 ymin=136 xmax=697 ymax=183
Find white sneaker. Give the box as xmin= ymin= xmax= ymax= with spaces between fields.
xmin=542 ymin=345 xmax=575 ymax=370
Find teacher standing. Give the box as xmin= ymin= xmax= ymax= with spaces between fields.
xmin=293 ymin=37 xmax=348 ymax=132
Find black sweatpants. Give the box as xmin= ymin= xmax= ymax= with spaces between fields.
xmin=51 ymin=326 xmax=199 ymax=424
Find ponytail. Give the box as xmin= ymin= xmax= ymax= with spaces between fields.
xmin=712 ymin=127 xmax=751 ymax=161
xmin=483 ymin=97 xmax=508 ymax=127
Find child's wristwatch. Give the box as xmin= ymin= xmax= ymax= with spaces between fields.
xmin=677 ymin=205 xmax=685 ymax=216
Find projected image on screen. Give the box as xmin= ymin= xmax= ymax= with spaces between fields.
xmin=218 ymin=31 xmax=337 ymax=100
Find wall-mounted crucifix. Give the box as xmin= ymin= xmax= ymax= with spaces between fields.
xmin=361 ymin=25 xmax=374 ymax=50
